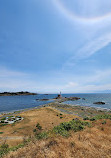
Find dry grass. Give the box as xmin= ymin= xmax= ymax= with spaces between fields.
xmin=0 ymin=107 xmax=77 ymax=147
xmin=1 ymin=106 xmax=111 ymax=158
xmin=3 ymin=119 xmax=111 ymax=158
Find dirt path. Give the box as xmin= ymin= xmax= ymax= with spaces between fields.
xmin=0 ymin=136 xmax=25 ymax=140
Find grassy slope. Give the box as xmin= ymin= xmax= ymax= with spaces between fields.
xmin=3 ymin=119 xmax=111 ymax=158
xmin=0 ymin=105 xmax=111 ymax=158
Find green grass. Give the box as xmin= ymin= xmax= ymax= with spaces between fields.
xmin=53 ymin=119 xmax=91 ymax=137
xmin=0 ymin=118 xmax=6 ymax=121
xmin=0 ymin=124 xmax=8 ymax=127
xmin=83 ymin=114 xmax=111 ymax=121
xmin=35 ymin=131 xmax=49 ymax=140
xmin=0 ymin=144 xmax=9 ymax=158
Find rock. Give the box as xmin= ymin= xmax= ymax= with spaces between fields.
xmin=66 ymin=97 xmax=80 ymax=101
xmin=38 ymin=99 xmax=49 ymax=101
xmin=93 ymin=102 xmax=105 ymax=105
xmin=54 ymin=94 xmax=62 ymax=99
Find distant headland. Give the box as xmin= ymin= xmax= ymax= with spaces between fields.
xmin=0 ymin=91 xmax=37 ymax=96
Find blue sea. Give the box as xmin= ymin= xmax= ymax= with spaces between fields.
xmin=0 ymin=93 xmax=111 ymax=113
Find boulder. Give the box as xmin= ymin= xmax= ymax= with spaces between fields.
xmin=93 ymin=102 xmax=105 ymax=105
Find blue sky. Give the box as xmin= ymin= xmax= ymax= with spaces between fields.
xmin=0 ymin=0 xmax=111 ymax=93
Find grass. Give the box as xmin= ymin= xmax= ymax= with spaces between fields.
xmin=0 ymin=106 xmax=111 ymax=158
xmin=83 ymin=114 xmax=111 ymax=121
xmin=0 ymin=144 xmax=9 ymax=158
xmin=0 ymin=124 xmax=7 ymax=127
xmin=1 ymin=118 xmax=90 ymax=156
xmin=53 ymin=119 xmax=91 ymax=137
xmin=35 ymin=131 xmax=49 ymax=140
xmin=3 ymin=117 xmax=111 ymax=158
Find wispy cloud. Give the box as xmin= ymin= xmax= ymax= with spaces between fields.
xmin=0 ymin=67 xmax=27 ymax=78
xmin=63 ymin=32 xmax=111 ymax=69
xmin=0 ymin=67 xmax=38 ymax=92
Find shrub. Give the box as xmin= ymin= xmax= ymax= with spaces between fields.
xmin=0 ymin=132 xmax=3 ymax=134
xmin=1 ymin=144 xmax=9 ymax=149
xmin=90 ymin=118 xmax=96 ymax=121
xmin=35 ymin=131 xmax=48 ymax=140
xmin=0 ymin=144 xmax=9 ymax=157
xmin=53 ymin=119 xmax=90 ymax=137
xmin=90 ymin=114 xmax=111 ymax=121
xmin=53 ymin=126 xmax=69 ymax=137
xmin=36 ymin=123 xmax=42 ymax=130
xmin=83 ymin=117 xmax=89 ymax=120
xmin=33 ymin=129 xmax=37 ymax=133
xmin=101 ymin=120 xmax=106 ymax=124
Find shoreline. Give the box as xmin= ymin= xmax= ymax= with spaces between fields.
xmin=0 ymin=102 xmax=111 ymax=118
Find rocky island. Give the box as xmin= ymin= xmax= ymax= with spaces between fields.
xmin=93 ymin=101 xmax=105 ymax=105
xmin=0 ymin=91 xmax=37 ymax=96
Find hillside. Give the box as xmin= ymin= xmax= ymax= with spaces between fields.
xmin=0 ymin=104 xmax=111 ymax=158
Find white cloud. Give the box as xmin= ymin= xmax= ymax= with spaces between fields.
xmin=65 ymin=82 xmax=78 ymax=88
xmin=0 ymin=66 xmax=111 ymax=93
xmin=0 ymin=67 xmax=27 ymax=78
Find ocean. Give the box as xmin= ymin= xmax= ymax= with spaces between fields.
xmin=0 ymin=93 xmax=111 ymax=113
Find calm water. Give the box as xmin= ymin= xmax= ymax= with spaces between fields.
xmin=0 ymin=93 xmax=111 ymax=113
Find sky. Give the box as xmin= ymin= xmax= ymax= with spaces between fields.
xmin=0 ymin=0 xmax=111 ymax=93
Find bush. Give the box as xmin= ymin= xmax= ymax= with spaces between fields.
xmin=90 ymin=114 xmax=111 ymax=121
xmin=53 ymin=119 xmax=90 ymax=137
xmin=0 ymin=132 xmax=3 ymax=134
xmin=35 ymin=131 xmax=48 ymax=140
xmin=83 ymin=117 xmax=89 ymax=120
xmin=101 ymin=120 xmax=106 ymax=124
xmin=0 ymin=144 xmax=9 ymax=157
xmin=36 ymin=123 xmax=42 ymax=130
xmin=90 ymin=118 xmax=96 ymax=121
xmin=1 ymin=144 xmax=9 ymax=149
xmin=33 ymin=129 xmax=37 ymax=133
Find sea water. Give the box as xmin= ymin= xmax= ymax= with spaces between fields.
xmin=0 ymin=93 xmax=111 ymax=113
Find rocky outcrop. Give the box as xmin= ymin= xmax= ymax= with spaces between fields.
xmin=93 ymin=102 xmax=105 ymax=105
xmin=54 ymin=96 xmax=80 ymax=101
xmin=66 ymin=97 xmax=80 ymax=101
xmin=55 ymin=94 xmax=62 ymax=99
xmin=36 ymin=99 xmax=49 ymax=101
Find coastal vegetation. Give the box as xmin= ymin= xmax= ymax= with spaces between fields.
xmin=0 ymin=104 xmax=111 ymax=158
